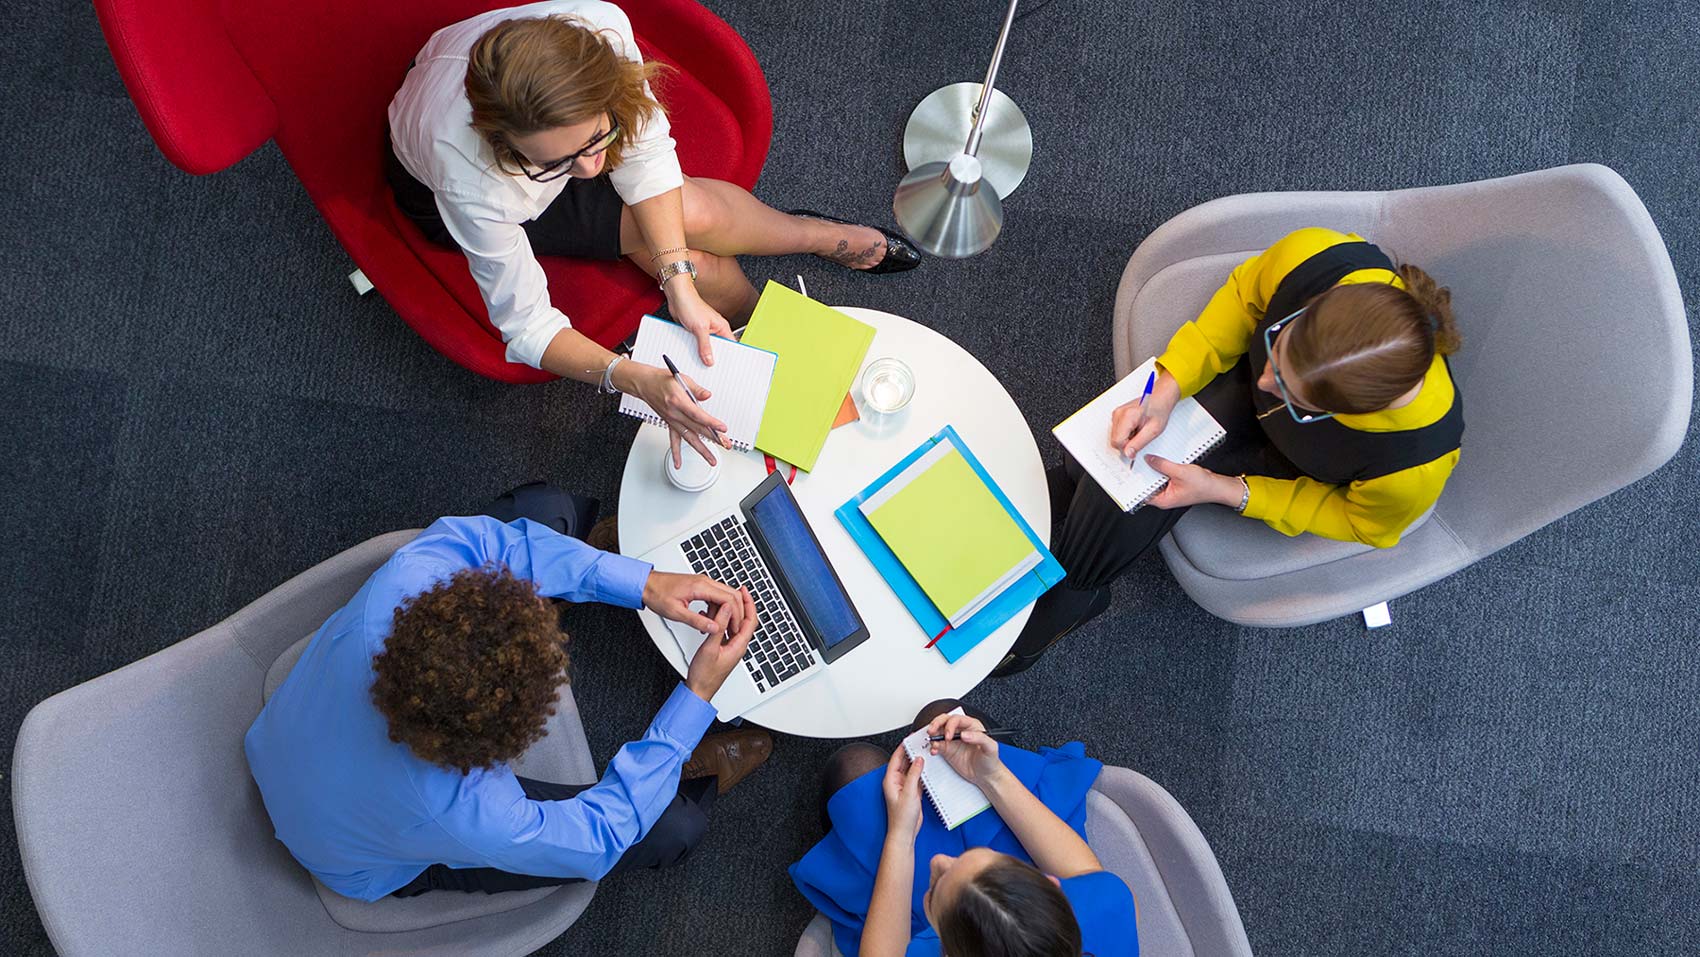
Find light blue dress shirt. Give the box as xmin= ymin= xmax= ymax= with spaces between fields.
xmin=244 ymin=516 xmax=717 ymax=901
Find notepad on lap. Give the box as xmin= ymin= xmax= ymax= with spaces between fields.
xmin=619 ymin=315 xmax=777 ymax=452
xmin=739 ymin=282 xmax=875 ymax=471
xmin=902 ymin=710 xmax=992 ymax=830
xmin=1054 ymin=357 xmax=1228 ymax=511
xmin=859 ymin=444 xmax=1040 ymax=628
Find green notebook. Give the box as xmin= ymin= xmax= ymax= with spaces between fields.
xmin=860 ymin=444 xmax=1040 ymax=627
xmin=739 ymin=282 xmax=875 ymax=472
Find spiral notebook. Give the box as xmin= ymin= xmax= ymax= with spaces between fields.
xmin=618 ymin=315 xmax=777 ymax=452
xmin=1053 ymin=357 xmax=1228 ymax=512
xmin=901 ymin=710 xmax=993 ymax=830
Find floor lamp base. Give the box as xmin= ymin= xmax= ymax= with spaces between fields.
xmin=901 ymin=82 xmax=1032 ymax=199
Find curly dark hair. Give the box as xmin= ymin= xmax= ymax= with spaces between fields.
xmin=370 ymin=565 xmax=569 ymax=774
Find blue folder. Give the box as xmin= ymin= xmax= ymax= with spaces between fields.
xmin=835 ymin=426 xmax=1063 ymax=663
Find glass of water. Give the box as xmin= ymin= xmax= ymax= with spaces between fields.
xmin=860 ymin=356 xmax=916 ymax=414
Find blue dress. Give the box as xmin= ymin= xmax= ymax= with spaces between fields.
xmin=789 ymin=742 xmax=1139 ymax=957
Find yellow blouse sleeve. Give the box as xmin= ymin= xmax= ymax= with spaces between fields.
xmin=1241 ymin=449 xmax=1460 ymax=547
xmin=1155 ymin=228 xmax=1357 ymax=397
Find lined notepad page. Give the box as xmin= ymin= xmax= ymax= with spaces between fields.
xmin=1053 ymin=357 xmax=1228 ymax=512
xmin=618 ymin=315 xmax=777 ymax=451
xmin=901 ymin=710 xmax=993 ymax=830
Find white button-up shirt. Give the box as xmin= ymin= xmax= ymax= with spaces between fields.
xmin=388 ymin=0 xmax=683 ymax=368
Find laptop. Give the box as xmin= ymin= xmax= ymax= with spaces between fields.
xmin=635 ymin=470 xmax=870 ymax=720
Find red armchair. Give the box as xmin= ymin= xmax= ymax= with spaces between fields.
xmin=93 ymin=0 xmax=772 ymax=383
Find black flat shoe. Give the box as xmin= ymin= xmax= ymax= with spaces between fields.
xmin=788 ymin=208 xmax=922 ymax=274
xmin=990 ymin=586 xmax=1111 ymax=678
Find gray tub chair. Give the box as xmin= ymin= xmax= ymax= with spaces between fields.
xmin=794 ymin=766 xmax=1252 ymax=956
xmin=1112 ymin=163 xmax=1692 ymax=627
xmin=12 ymin=530 xmax=600 ymax=956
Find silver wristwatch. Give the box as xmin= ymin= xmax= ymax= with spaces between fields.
xmin=656 ymin=259 xmax=697 ymax=289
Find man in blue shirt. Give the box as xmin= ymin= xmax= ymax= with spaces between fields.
xmin=244 ymin=515 xmax=769 ymax=901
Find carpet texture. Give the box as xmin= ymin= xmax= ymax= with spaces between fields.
xmin=1 ymin=1 xmax=1697 ymax=955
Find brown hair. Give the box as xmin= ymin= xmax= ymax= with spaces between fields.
xmin=935 ymin=857 xmax=1082 ymax=957
xmin=370 ymin=566 xmax=568 ymax=774
xmin=1282 ymin=263 xmax=1463 ymax=414
xmin=465 ymin=15 xmax=668 ymax=175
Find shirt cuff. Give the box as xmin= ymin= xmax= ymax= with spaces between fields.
xmin=652 ymin=682 xmax=718 ymax=749
xmin=503 ymin=312 xmax=572 ymax=369
xmin=609 ymin=153 xmax=685 ymax=207
xmin=1239 ymin=475 xmax=1277 ymax=522
xmin=593 ymin=553 xmax=653 ymax=609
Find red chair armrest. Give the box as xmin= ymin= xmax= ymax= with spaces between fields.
xmin=93 ymin=0 xmax=278 ymax=175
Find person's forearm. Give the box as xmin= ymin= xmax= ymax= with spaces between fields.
xmin=539 ymin=326 xmax=619 ymax=384
xmin=981 ymin=767 xmax=1102 ymax=879
xmin=862 ymin=835 xmax=917 ymax=957
xmin=629 ymin=188 xmax=703 ymax=305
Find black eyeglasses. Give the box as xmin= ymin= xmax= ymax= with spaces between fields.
xmin=1263 ymin=308 xmax=1336 ymax=424
xmin=518 ymin=121 xmax=620 ymax=183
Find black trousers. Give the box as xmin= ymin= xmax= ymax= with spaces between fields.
xmin=392 ymin=776 xmax=717 ymax=896
xmin=1013 ymin=359 xmax=1302 ymax=651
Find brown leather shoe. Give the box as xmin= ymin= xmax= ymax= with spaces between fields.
xmin=681 ymin=729 xmax=773 ymax=795
xmin=586 ymin=514 xmax=619 ymax=553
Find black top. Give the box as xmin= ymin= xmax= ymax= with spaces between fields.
xmin=1244 ymin=241 xmax=1465 ymax=485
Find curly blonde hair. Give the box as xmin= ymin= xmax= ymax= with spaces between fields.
xmin=465 ymin=15 xmax=668 ymax=175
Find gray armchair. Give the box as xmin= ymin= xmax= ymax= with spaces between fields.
xmin=1112 ymin=163 xmax=1692 ymax=627
xmin=793 ymin=766 xmax=1252 ymax=956
xmin=12 ymin=530 xmax=599 ymax=956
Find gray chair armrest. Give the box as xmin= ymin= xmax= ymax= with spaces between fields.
xmin=1090 ymin=767 xmax=1252 ymax=957
xmin=228 ymin=529 xmax=421 ymax=669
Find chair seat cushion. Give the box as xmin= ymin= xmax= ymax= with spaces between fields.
xmin=259 ymin=635 xmax=600 ymax=932
xmin=1171 ymin=505 xmax=1374 ymax=581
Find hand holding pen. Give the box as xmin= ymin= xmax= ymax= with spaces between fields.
xmin=1109 ymin=365 xmax=1179 ymax=458
xmin=659 ymin=353 xmax=731 ymax=468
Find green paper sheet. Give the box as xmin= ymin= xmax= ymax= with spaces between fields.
xmin=865 ymin=448 xmax=1036 ymax=623
xmin=740 ymin=282 xmax=875 ymax=472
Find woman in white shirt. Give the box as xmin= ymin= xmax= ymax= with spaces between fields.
xmin=387 ymin=0 xmax=920 ymax=465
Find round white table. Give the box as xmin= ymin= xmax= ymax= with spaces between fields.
xmin=618 ymin=307 xmax=1049 ymax=738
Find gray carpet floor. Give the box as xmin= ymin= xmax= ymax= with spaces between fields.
xmin=3 ymin=0 xmax=1699 ymax=954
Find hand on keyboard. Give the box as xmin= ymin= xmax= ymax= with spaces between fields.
xmin=687 ymin=586 xmax=758 ymax=703
xmin=642 ymin=571 xmax=745 ymax=640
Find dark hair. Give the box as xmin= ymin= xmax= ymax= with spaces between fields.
xmin=370 ymin=565 xmax=568 ymax=774
xmin=1283 ymin=263 xmax=1463 ymax=414
xmin=935 ymin=857 xmax=1082 ymax=957
xmin=465 ymin=15 xmax=668 ymax=175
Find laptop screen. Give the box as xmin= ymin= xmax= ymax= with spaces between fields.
xmin=748 ymin=485 xmax=863 ymax=649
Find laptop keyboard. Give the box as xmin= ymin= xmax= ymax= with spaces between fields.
xmin=682 ymin=517 xmax=814 ymax=694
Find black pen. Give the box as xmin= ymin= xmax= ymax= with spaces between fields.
xmin=927 ymin=727 xmax=1022 ymax=743
xmin=661 ymin=353 xmax=726 ymax=444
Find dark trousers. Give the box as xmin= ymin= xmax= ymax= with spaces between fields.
xmin=392 ymin=776 xmax=717 ymax=896
xmin=1012 ymin=360 xmax=1301 ymax=655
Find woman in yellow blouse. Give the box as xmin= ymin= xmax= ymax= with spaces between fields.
xmin=999 ymin=227 xmax=1464 ymax=674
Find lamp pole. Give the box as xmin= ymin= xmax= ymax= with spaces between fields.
xmin=892 ymin=0 xmax=1024 ymax=259
xmin=900 ymin=0 xmax=1031 ymax=199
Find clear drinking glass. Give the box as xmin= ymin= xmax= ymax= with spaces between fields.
xmin=860 ymin=357 xmax=916 ymax=414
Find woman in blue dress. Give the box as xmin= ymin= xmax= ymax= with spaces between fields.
xmin=793 ymin=701 xmax=1138 ymax=957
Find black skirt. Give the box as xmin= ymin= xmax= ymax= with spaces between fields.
xmin=383 ymin=137 xmax=626 ymax=262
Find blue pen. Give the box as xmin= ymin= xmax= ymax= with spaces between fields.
xmin=1129 ymin=370 xmax=1156 ymax=467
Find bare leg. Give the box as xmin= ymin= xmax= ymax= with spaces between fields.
xmin=620 ymin=176 xmax=888 ymax=268
xmin=626 ymin=249 xmax=759 ymax=324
